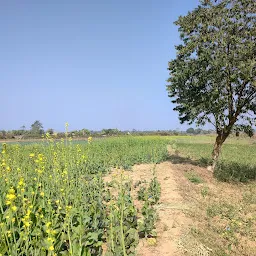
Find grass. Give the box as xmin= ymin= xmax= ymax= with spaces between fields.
xmin=172 ymin=136 xmax=256 ymax=255
xmin=170 ymin=136 xmax=256 ymax=182
xmin=185 ymin=171 xmax=204 ymax=184
xmin=184 ymin=182 xmax=256 ymax=256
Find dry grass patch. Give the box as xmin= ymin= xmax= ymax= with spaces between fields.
xmin=174 ymin=163 xmax=256 ymax=256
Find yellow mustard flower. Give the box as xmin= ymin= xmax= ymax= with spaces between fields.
xmin=48 ymin=245 xmax=54 ymax=251
xmin=11 ymin=206 xmax=17 ymax=212
xmin=24 ymin=221 xmax=30 ymax=227
xmin=5 ymin=200 xmax=11 ymax=205
xmin=46 ymin=222 xmax=51 ymax=228
xmin=6 ymin=194 xmax=16 ymax=200
xmin=8 ymin=188 xmax=15 ymax=194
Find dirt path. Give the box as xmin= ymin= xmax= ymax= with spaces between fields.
xmin=130 ymin=162 xmax=191 ymax=256
xmin=104 ymin=162 xmax=192 ymax=255
xmin=104 ymin=162 xmax=197 ymax=255
xmin=105 ymin=162 xmax=192 ymax=255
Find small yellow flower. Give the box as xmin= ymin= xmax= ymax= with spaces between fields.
xmin=47 ymin=237 xmax=55 ymax=243
xmin=18 ymin=179 xmax=24 ymax=186
xmin=6 ymin=194 xmax=16 ymax=200
xmin=48 ymin=245 xmax=54 ymax=251
xmin=24 ymin=221 xmax=30 ymax=227
xmin=29 ymin=153 xmax=35 ymax=158
xmin=8 ymin=188 xmax=15 ymax=194
xmin=11 ymin=206 xmax=17 ymax=212
xmin=46 ymin=222 xmax=51 ymax=228
xmin=5 ymin=200 xmax=11 ymax=205
xmin=40 ymin=192 xmax=44 ymax=197
xmin=88 ymin=136 xmax=92 ymax=144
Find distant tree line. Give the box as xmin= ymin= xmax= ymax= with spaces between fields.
xmin=186 ymin=128 xmax=215 ymax=135
xmin=1 ymin=120 xmax=252 ymax=140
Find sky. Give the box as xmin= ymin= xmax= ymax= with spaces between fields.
xmin=1 ymin=0 xmax=201 ymax=132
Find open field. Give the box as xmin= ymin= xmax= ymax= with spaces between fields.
xmin=170 ymin=136 xmax=256 ymax=182
xmin=0 ymin=136 xmax=255 ymax=255
xmin=166 ymin=136 xmax=256 ymax=256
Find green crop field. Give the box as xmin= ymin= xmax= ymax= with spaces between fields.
xmin=0 ymin=136 xmax=168 ymax=255
xmin=0 ymin=135 xmax=255 ymax=255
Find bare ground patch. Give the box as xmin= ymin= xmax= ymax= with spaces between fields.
xmin=171 ymin=161 xmax=256 ymax=256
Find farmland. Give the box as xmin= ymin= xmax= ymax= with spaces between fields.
xmin=0 ymin=136 xmax=168 ymax=255
xmin=0 ymin=135 xmax=255 ymax=255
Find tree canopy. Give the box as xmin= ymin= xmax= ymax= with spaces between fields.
xmin=167 ymin=0 xmax=256 ymax=168
xmin=30 ymin=120 xmax=44 ymax=135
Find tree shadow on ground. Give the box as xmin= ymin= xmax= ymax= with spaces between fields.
xmin=166 ymin=154 xmax=210 ymax=168
xmin=167 ymin=153 xmax=256 ymax=182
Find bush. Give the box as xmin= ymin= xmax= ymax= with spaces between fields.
xmin=214 ymin=162 xmax=256 ymax=182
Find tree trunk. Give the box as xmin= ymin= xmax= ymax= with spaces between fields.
xmin=211 ymin=133 xmax=229 ymax=171
xmin=211 ymin=135 xmax=223 ymax=171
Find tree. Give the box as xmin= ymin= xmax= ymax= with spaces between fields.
xmin=46 ymin=128 xmax=54 ymax=135
xmin=0 ymin=130 xmax=6 ymax=139
xmin=81 ymin=129 xmax=91 ymax=136
xmin=186 ymin=128 xmax=195 ymax=134
xmin=101 ymin=129 xmax=120 ymax=136
xmin=194 ymin=128 xmax=203 ymax=135
xmin=30 ymin=120 xmax=44 ymax=135
xmin=167 ymin=0 xmax=256 ymax=170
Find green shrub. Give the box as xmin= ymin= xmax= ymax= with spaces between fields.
xmin=214 ymin=162 xmax=256 ymax=182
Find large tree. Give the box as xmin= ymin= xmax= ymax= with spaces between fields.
xmin=30 ymin=120 xmax=44 ymax=135
xmin=167 ymin=0 xmax=256 ymax=170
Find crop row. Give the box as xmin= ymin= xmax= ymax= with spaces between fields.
xmin=0 ymin=136 xmax=168 ymax=255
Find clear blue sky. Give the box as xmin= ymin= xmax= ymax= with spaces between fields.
xmin=1 ymin=0 xmax=200 ymax=132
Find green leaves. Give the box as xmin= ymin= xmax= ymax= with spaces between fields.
xmin=136 ymin=175 xmax=161 ymax=238
xmin=0 ymin=137 xmax=168 ymax=255
xmin=167 ymin=0 xmax=256 ymax=136
xmin=106 ymin=178 xmax=139 ymax=256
